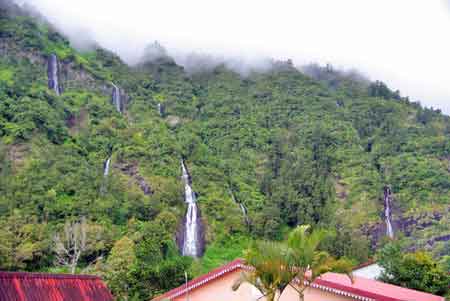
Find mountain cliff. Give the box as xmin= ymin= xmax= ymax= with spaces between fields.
xmin=0 ymin=1 xmax=449 ymax=299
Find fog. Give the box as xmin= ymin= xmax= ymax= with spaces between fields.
xmin=13 ymin=0 xmax=450 ymax=114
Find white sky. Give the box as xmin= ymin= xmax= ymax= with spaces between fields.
xmin=18 ymin=0 xmax=450 ymax=114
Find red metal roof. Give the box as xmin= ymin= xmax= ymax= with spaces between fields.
xmin=316 ymin=272 xmax=444 ymax=301
xmin=0 ymin=271 xmax=114 ymax=301
xmin=152 ymin=258 xmax=445 ymax=301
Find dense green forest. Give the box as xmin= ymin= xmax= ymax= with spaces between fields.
xmin=0 ymin=1 xmax=449 ymax=299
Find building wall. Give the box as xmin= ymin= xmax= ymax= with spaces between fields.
xmin=172 ymin=270 xmax=256 ymax=301
xmin=172 ymin=269 xmax=356 ymax=301
xmin=281 ymin=285 xmax=355 ymax=301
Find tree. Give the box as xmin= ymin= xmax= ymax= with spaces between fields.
xmin=127 ymin=213 xmax=193 ymax=300
xmin=105 ymin=236 xmax=136 ymax=301
xmin=232 ymin=241 xmax=295 ymax=301
xmin=286 ymin=225 xmax=352 ymax=301
xmin=378 ymin=242 xmax=450 ymax=296
xmin=368 ymin=80 xmax=395 ymax=99
xmin=440 ymin=255 xmax=450 ymax=273
xmin=0 ymin=210 xmax=50 ymax=270
xmin=233 ymin=225 xmax=352 ymax=301
xmin=53 ymin=217 xmax=88 ymax=274
xmin=322 ymin=224 xmax=370 ymax=263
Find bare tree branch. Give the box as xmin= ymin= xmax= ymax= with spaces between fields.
xmin=53 ymin=217 xmax=88 ymax=274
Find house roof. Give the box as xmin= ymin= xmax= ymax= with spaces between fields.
xmin=0 ymin=271 xmax=114 ymax=301
xmin=152 ymin=258 xmax=246 ymax=301
xmin=152 ymin=258 xmax=445 ymax=301
xmin=316 ymin=272 xmax=444 ymax=301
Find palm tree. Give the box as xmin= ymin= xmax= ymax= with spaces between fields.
xmin=286 ymin=225 xmax=353 ymax=301
xmin=233 ymin=225 xmax=353 ymax=301
xmin=232 ymin=240 xmax=295 ymax=301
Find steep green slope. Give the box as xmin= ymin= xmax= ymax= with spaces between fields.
xmin=0 ymin=2 xmax=449 ymax=299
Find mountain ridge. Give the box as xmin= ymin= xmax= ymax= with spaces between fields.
xmin=0 ymin=1 xmax=449 ymax=299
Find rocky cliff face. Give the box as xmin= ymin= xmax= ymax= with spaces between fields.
xmin=114 ymin=161 xmax=153 ymax=195
xmin=365 ymin=208 xmax=450 ymax=251
xmin=60 ymin=60 xmax=111 ymax=95
xmin=2 ymin=44 xmax=111 ymax=94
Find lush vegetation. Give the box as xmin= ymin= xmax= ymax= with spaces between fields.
xmin=377 ymin=242 xmax=450 ymax=297
xmin=0 ymin=1 xmax=449 ymax=299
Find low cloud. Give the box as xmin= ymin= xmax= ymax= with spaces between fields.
xmin=11 ymin=0 xmax=450 ymax=114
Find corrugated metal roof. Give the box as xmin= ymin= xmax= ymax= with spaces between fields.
xmin=316 ymin=272 xmax=445 ymax=301
xmin=0 ymin=271 xmax=114 ymax=301
xmin=152 ymin=258 xmax=445 ymax=301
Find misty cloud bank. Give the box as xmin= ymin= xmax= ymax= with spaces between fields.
xmin=6 ymin=0 xmax=370 ymax=81
xmin=140 ymin=42 xmax=274 ymax=76
xmin=9 ymin=0 xmax=450 ymax=114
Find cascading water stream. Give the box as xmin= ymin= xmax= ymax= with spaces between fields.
xmin=100 ymin=156 xmax=112 ymax=195
xmin=47 ymin=54 xmax=60 ymax=95
xmin=384 ymin=186 xmax=394 ymax=239
xmin=230 ymin=189 xmax=249 ymax=224
xmin=111 ymin=83 xmax=121 ymax=113
xmin=239 ymin=203 xmax=246 ymax=216
xmin=157 ymin=103 xmax=163 ymax=117
xmin=181 ymin=160 xmax=201 ymax=257
xmin=239 ymin=203 xmax=250 ymax=225
xmin=103 ymin=157 xmax=111 ymax=177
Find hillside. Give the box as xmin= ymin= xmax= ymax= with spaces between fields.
xmin=0 ymin=1 xmax=449 ymax=299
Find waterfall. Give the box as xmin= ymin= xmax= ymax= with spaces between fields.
xmin=100 ymin=156 xmax=111 ymax=195
xmin=47 ymin=54 xmax=60 ymax=95
xmin=111 ymin=83 xmax=121 ymax=113
xmin=239 ymin=203 xmax=246 ymax=216
xmin=230 ymin=188 xmax=249 ymax=225
xmin=384 ymin=186 xmax=394 ymax=239
xmin=239 ymin=203 xmax=249 ymax=224
xmin=181 ymin=160 xmax=202 ymax=257
xmin=103 ymin=157 xmax=111 ymax=177
xmin=157 ymin=103 xmax=164 ymax=116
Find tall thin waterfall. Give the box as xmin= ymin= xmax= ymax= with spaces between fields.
xmin=111 ymin=83 xmax=121 ymax=113
xmin=239 ymin=203 xmax=247 ymax=217
xmin=181 ymin=160 xmax=201 ymax=257
xmin=103 ymin=157 xmax=111 ymax=177
xmin=47 ymin=54 xmax=60 ymax=95
xmin=230 ymin=189 xmax=249 ymax=224
xmin=239 ymin=203 xmax=250 ymax=225
xmin=384 ymin=186 xmax=394 ymax=239
xmin=100 ymin=156 xmax=112 ymax=195
xmin=157 ymin=103 xmax=164 ymax=116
